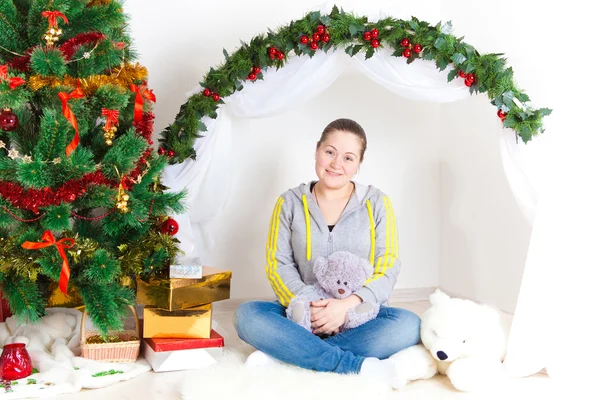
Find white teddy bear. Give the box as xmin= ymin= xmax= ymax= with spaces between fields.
xmin=390 ymin=289 xmax=507 ymax=392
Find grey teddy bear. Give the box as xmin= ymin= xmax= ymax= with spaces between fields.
xmin=286 ymin=251 xmax=380 ymax=333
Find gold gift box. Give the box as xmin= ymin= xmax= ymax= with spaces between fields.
xmin=136 ymin=266 xmax=231 ymax=311
xmin=143 ymin=304 xmax=212 ymax=339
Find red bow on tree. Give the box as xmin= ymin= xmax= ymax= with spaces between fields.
xmin=22 ymin=231 xmax=75 ymax=294
xmin=101 ymin=109 xmax=120 ymax=129
xmin=0 ymin=65 xmax=26 ymax=89
xmin=41 ymin=11 xmax=69 ymax=28
xmin=58 ymin=86 xmax=85 ymax=156
xmin=130 ymin=83 xmax=156 ymax=124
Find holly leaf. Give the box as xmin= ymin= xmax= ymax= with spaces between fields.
xmin=365 ymin=46 xmax=375 ymax=60
xmin=349 ymin=24 xmax=359 ymax=36
xmin=518 ymin=125 xmax=533 ymax=143
xmin=436 ymin=57 xmax=449 ymax=71
xmin=447 ymin=69 xmax=459 ymax=82
xmin=434 ymin=37 xmax=446 ymax=50
xmin=464 ymin=62 xmax=475 ymax=73
xmin=502 ymin=90 xmax=515 ymax=104
xmin=392 ymin=49 xmax=404 ymax=57
xmin=320 ymin=16 xmax=332 ymax=26
xmin=537 ymin=108 xmax=552 ymax=117
xmin=409 ymin=19 xmax=419 ymax=31
xmin=503 ymin=114 xmax=519 ymax=128
xmin=309 ymin=11 xmax=321 ymax=24
xmin=450 ymin=53 xmax=466 ymax=65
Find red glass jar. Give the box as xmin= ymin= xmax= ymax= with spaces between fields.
xmin=0 ymin=343 xmax=32 ymax=381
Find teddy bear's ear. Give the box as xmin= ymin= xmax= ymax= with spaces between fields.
xmin=429 ymin=288 xmax=451 ymax=305
xmin=313 ymin=256 xmax=329 ymax=282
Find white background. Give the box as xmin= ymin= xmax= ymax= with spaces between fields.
xmin=123 ymin=0 xmax=597 ymax=313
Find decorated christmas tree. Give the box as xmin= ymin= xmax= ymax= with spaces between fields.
xmin=0 ymin=0 xmax=184 ymax=336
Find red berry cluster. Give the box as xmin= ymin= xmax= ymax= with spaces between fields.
xmin=457 ymin=70 xmax=476 ymax=87
xmin=157 ymin=147 xmax=175 ymax=158
xmin=247 ymin=66 xmax=262 ymax=81
xmin=399 ymin=38 xmax=422 ymax=58
xmin=299 ymin=25 xmax=330 ymax=51
xmin=202 ymin=88 xmax=220 ymax=102
xmin=363 ymin=28 xmax=380 ymax=48
xmin=497 ymin=109 xmax=507 ymax=122
xmin=268 ymin=46 xmax=285 ymax=60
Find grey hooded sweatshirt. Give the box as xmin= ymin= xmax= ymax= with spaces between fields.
xmin=265 ymin=181 xmax=400 ymax=306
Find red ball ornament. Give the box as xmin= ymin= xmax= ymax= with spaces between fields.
xmin=158 ymin=148 xmax=165 ymax=155
xmin=371 ymin=39 xmax=380 ymax=48
xmin=363 ymin=32 xmax=372 ymax=41
xmin=310 ymin=41 xmax=319 ymax=50
xmin=268 ymin=47 xmax=277 ymax=56
xmin=269 ymin=53 xmax=276 ymax=60
xmin=322 ymin=34 xmax=330 ymax=42
xmin=212 ymin=93 xmax=220 ymax=102
xmin=253 ymin=67 xmax=261 ymax=74
xmin=400 ymin=38 xmax=410 ymax=47
xmin=403 ymin=48 xmax=412 ymax=58
xmin=0 ymin=109 xmax=19 ymax=132
xmin=458 ymin=70 xmax=466 ymax=78
xmin=202 ymin=88 xmax=212 ymax=97
xmin=413 ymin=44 xmax=422 ymax=53
xmin=465 ymin=73 xmax=475 ymax=83
xmin=371 ymin=29 xmax=379 ymax=39
xmin=316 ymin=25 xmax=325 ymax=35
xmin=465 ymin=80 xmax=473 ymax=87
xmin=161 ymin=217 xmax=179 ymax=236
xmin=248 ymin=73 xmax=257 ymax=81
xmin=312 ymin=33 xmax=321 ymax=42
xmin=277 ymin=52 xmax=285 ymax=60
xmin=167 ymin=150 xmax=175 ymax=158
xmin=67 ymin=193 xmax=76 ymax=202
xmin=497 ymin=109 xmax=507 ymax=119
xmin=300 ymin=35 xmax=309 ymax=44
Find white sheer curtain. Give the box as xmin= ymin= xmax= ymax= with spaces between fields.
xmin=161 ymin=36 xmax=571 ymax=382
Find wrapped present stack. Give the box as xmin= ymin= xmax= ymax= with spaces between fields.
xmin=137 ymin=265 xmax=231 ymax=372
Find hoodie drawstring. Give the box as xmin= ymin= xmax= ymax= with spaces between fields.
xmin=301 ymin=194 xmax=312 ymax=260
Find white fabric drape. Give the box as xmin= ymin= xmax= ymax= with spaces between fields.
xmin=163 ymin=48 xmax=471 ymax=263
xmin=162 ymin=41 xmax=562 ymax=380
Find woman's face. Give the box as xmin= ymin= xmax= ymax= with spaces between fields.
xmin=314 ymin=129 xmax=362 ymax=190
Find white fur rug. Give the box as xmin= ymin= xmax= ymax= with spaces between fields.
xmin=180 ymin=349 xmax=396 ymax=400
xmin=0 ymin=308 xmax=149 ymax=399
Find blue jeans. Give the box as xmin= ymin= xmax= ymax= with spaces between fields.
xmin=234 ymin=300 xmax=421 ymax=374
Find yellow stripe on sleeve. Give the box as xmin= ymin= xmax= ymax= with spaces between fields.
xmin=366 ymin=196 xmax=398 ymax=283
xmin=265 ymin=198 xmax=289 ymax=304
xmin=270 ymin=200 xmax=294 ymax=303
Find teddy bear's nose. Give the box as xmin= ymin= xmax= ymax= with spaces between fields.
xmin=338 ymin=288 xmax=345 ymax=295
xmin=436 ymin=351 xmax=448 ymax=361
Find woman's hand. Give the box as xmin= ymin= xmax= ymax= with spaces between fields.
xmin=310 ymin=295 xmax=362 ymax=335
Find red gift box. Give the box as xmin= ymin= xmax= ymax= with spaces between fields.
xmin=145 ymin=329 xmax=224 ymax=352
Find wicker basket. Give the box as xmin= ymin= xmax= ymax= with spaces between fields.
xmin=80 ymin=305 xmax=140 ymax=363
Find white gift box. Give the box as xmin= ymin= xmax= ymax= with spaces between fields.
xmin=169 ymin=265 xmax=203 ymax=278
xmin=142 ymin=330 xmax=224 ymax=372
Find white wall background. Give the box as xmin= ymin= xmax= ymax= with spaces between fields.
xmin=122 ymin=0 xmax=590 ymax=313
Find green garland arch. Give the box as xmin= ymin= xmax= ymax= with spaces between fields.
xmin=158 ymin=6 xmax=552 ymax=164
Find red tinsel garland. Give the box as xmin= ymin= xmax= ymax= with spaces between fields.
xmin=59 ymin=32 xmax=106 ymax=60
xmin=0 ymin=147 xmax=155 ymax=212
xmin=133 ymin=111 xmax=154 ymax=144
xmin=6 ymin=32 xmax=106 ymax=72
